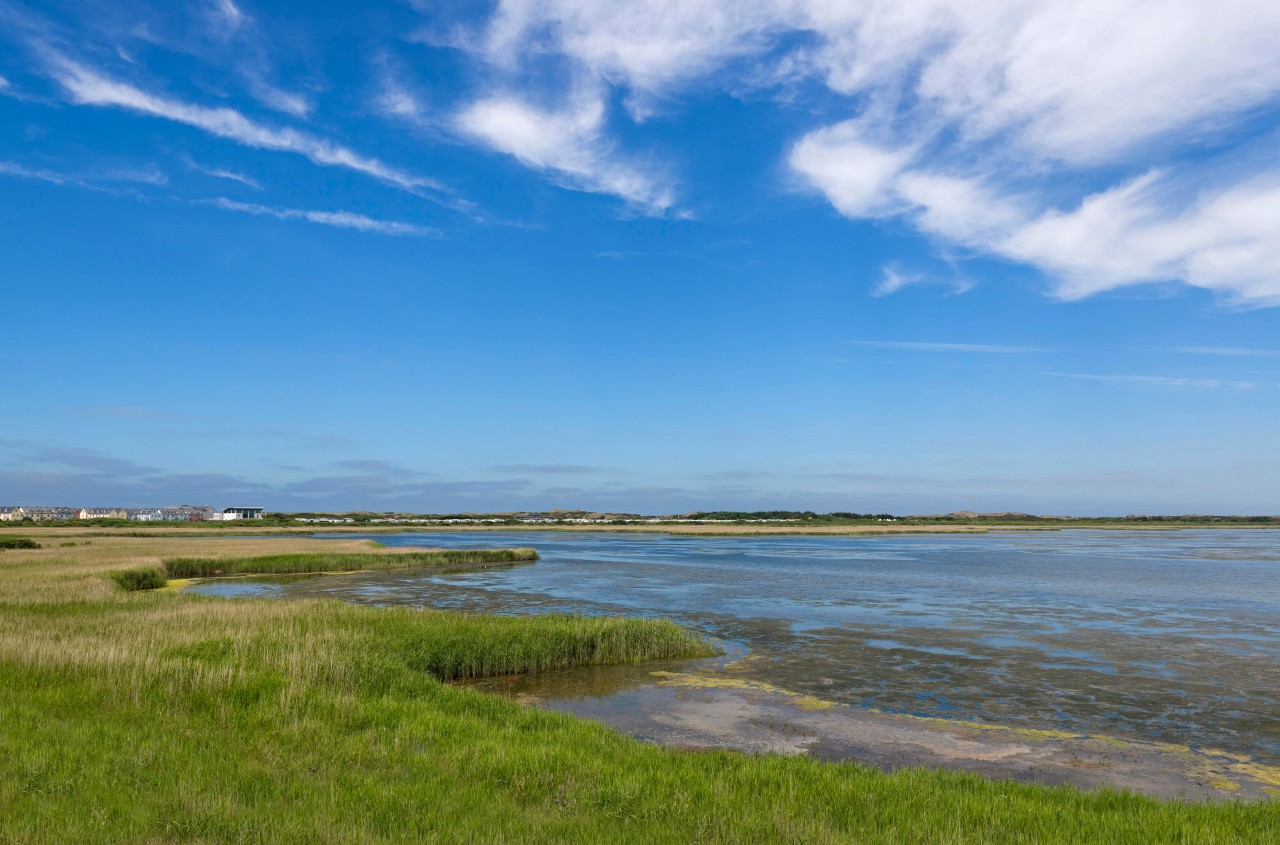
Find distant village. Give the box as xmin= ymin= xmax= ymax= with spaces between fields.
xmin=0 ymin=505 xmax=265 ymax=522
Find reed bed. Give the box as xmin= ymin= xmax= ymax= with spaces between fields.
xmin=0 ymin=531 xmax=1276 ymax=843
xmin=162 ymin=548 xmax=539 ymax=578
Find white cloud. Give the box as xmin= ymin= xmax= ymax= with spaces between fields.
xmin=1003 ymin=173 xmax=1280 ymax=304
xmin=180 ymin=155 xmax=261 ymax=189
xmin=794 ymin=139 xmax=1280 ymax=306
xmin=788 ymin=120 xmax=912 ymax=216
xmin=378 ymin=79 xmax=427 ymax=122
xmin=46 ymin=55 xmax=435 ymax=193
xmin=207 ymin=198 xmax=439 ymax=237
xmin=212 ymin=0 xmax=246 ymax=33
xmin=459 ymin=1 xmax=1280 ymax=304
xmin=481 ymin=1 xmax=782 ymax=111
xmin=456 ymin=91 xmax=674 ymax=213
xmin=872 ymin=266 xmax=921 ymax=297
xmin=871 ymin=264 xmax=971 ymax=297
xmin=243 ymin=78 xmax=311 ymax=119
xmin=480 ymin=1 xmax=1280 ymax=163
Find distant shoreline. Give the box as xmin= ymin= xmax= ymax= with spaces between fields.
xmin=8 ymin=521 xmax=1280 ymax=539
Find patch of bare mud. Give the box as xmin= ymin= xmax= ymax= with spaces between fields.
xmin=468 ymin=661 xmax=1280 ymax=801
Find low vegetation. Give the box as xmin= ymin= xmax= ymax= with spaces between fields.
xmin=0 ymin=531 xmax=1276 ymax=843
xmin=0 ymin=535 xmax=41 ymax=550
xmin=161 ymin=547 xmax=539 ymax=579
xmin=110 ymin=566 xmax=167 ymax=592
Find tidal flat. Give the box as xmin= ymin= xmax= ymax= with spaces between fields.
xmin=192 ymin=529 xmax=1280 ymax=798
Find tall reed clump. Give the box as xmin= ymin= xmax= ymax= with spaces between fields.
xmin=162 ymin=548 xmax=539 ymax=578
xmin=109 ymin=566 xmax=168 ymax=592
xmin=375 ymin=611 xmax=717 ymax=680
xmin=0 ymin=535 xmax=42 ymax=550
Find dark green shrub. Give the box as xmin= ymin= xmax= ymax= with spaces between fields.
xmin=111 ymin=567 xmax=167 ymax=591
xmin=0 ymin=536 xmax=41 ymax=550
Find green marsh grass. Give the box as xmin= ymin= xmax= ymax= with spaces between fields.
xmin=162 ymin=547 xmax=539 ymax=578
xmin=0 ymin=532 xmax=1276 ymax=843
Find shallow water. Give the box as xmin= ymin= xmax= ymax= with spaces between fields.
xmin=188 ymin=529 xmax=1280 ymax=762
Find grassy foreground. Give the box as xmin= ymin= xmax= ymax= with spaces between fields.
xmin=0 ymin=533 xmax=1276 ymax=843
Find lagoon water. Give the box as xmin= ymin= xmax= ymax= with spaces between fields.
xmin=190 ymin=529 xmax=1280 ymax=762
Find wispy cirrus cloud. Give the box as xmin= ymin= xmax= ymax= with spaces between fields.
xmin=0 ymin=159 xmax=166 ymax=191
xmin=41 ymin=53 xmax=437 ymax=194
xmin=456 ymin=90 xmax=676 ymax=215
xmin=179 ymin=154 xmax=261 ymax=189
xmin=872 ymin=264 xmax=972 ymax=298
xmin=1045 ymin=372 xmax=1257 ymax=389
xmin=849 ymin=340 xmax=1047 ymax=354
xmin=1180 ymin=346 xmax=1280 ymax=357
xmin=0 ymin=160 xmax=74 ymax=187
xmin=205 ymin=198 xmax=439 ymax=237
xmin=210 ymin=0 xmax=246 ymax=35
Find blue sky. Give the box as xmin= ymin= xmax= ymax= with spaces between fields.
xmin=2 ymin=0 xmax=1279 ymax=515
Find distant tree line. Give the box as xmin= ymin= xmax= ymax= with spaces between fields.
xmin=686 ymin=511 xmax=896 ymax=521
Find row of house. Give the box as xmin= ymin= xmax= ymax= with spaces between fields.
xmin=0 ymin=506 xmax=265 ymax=522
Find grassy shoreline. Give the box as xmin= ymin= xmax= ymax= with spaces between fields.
xmin=1 ymin=531 xmax=1277 ymax=842
xmin=162 ymin=546 xmax=540 ymax=579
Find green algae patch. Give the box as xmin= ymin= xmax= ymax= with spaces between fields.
xmin=889 ymin=711 xmax=1085 ymax=741
xmin=650 ymin=671 xmax=836 ymax=711
xmin=1204 ymin=748 xmax=1255 ymax=763
xmin=1230 ymin=762 xmax=1280 ymax=788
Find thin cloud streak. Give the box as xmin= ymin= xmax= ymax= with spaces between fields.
xmin=43 ymin=52 xmax=440 ymax=194
xmin=0 ymin=159 xmax=165 ymax=192
xmin=180 ymin=154 xmax=261 ymax=189
xmin=206 ymin=198 xmax=439 ymax=237
xmin=1045 ymin=372 xmax=1257 ymax=389
xmin=849 ymin=340 xmax=1047 ymax=354
xmin=1180 ymin=346 xmax=1280 ymax=357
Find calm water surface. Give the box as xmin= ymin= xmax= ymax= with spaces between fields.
xmin=189 ymin=530 xmax=1280 ymax=761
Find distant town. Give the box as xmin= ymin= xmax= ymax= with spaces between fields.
xmin=0 ymin=505 xmax=265 ymax=522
